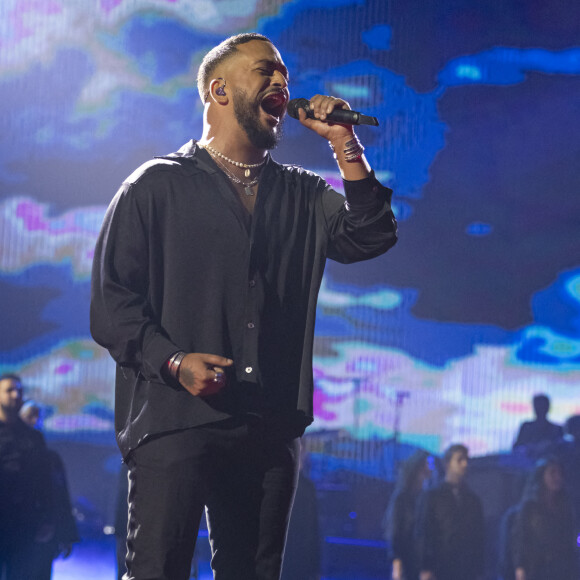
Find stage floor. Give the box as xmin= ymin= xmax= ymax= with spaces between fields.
xmin=52 ymin=536 xmax=384 ymax=580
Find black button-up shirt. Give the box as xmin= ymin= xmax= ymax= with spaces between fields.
xmin=90 ymin=140 xmax=397 ymax=457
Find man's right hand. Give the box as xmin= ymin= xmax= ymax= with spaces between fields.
xmin=419 ymin=572 xmax=436 ymax=580
xmin=178 ymin=353 xmax=233 ymax=397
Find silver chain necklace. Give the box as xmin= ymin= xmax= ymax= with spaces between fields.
xmin=200 ymin=143 xmax=266 ymax=177
xmin=209 ymin=151 xmax=260 ymax=196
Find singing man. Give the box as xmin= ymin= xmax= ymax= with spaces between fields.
xmin=90 ymin=32 xmax=397 ymax=580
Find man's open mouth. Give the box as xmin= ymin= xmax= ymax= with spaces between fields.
xmin=260 ymin=90 xmax=288 ymax=120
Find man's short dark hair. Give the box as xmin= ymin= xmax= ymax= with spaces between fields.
xmin=443 ymin=443 xmax=468 ymax=466
xmin=197 ymin=33 xmax=273 ymax=103
xmin=533 ymin=393 xmax=550 ymax=416
xmin=0 ymin=373 xmax=22 ymax=385
xmin=565 ymin=415 xmax=580 ymax=439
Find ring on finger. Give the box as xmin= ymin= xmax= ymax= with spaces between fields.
xmin=213 ymin=370 xmax=224 ymax=383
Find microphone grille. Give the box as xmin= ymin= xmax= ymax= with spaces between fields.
xmin=287 ymin=98 xmax=310 ymax=119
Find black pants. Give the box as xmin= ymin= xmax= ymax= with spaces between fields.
xmin=123 ymin=418 xmax=300 ymax=580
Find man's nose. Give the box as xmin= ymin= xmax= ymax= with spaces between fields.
xmin=271 ymin=70 xmax=287 ymax=87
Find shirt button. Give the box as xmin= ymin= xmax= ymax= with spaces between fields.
xmin=245 ymin=366 xmax=253 ymax=374
xmin=249 ymin=280 xmax=256 ymax=287
xmin=247 ymin=322 xmax=255 ymax=329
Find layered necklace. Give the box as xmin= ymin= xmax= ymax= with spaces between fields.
xmin=212 ymin=154 xmax=261 ymax=197
xmin=199 ymin=143 xmax=266 ymax=197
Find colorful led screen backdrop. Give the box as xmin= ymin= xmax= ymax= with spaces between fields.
xmin=1 ymin=0 xmax=579 ymax=459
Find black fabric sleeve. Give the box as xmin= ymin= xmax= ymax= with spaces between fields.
xmin=473 ymin=495 xmax=486 ymax=575
xmin=322 ymin=171 xmax=398 ymax=264
xmin=414 ymin=490 xmax=435 ymax=573
xmin=387 ymin=493 xmax=406 ymax=561
xmin=512 ymin=501 xmax=533 ymax=572
xmin=90 ymin=182 xmax=179 ymax=381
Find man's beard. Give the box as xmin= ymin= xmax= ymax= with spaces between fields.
xmin=233 ymin=88 xmax=283 ymax=150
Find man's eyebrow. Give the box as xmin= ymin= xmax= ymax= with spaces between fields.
xmin=254 ymin=59 xmax=289 ymax=78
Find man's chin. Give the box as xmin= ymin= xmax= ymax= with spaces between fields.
xmin=248 ymin=126 xmax=282 ymax=151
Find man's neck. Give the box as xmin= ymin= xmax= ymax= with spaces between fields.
xmin=445 ymin=475 xmax=463 ymax=487
xmin=199 ymin=125 xmax=267 ymax=166
xmin=0 ymin=410 xmax=17 ymax=424
xmin=200 ymin=139 xmax=267 ymax=166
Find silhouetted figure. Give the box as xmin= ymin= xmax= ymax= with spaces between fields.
xmin=0 ymin=375 xmax=53 ymax=580
xmin=416 ymin=444 xmax=484 ymax=580
xmin=383 ymin=450 xmax=432 ymax=580
xmin=19 ymin=401 xmax=79 ymax=579
xmin=513 ymin=394 xmax=563 ymax=450
xmin=560 ymin=415 xmax=580 ymax=536
xmin=512 ymin=457 xmax=578 ymax=580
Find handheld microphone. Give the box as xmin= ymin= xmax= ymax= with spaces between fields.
xmin=287 ymin=98 xmax=379 ymax=127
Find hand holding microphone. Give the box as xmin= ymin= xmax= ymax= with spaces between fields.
xmin=287 ymin=96 xmax=379 ymax=126
xmin=288 ymin=94 xmax=373 ymax=181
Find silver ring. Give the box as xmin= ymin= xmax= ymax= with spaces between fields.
xmin=213 ymin=370 xmax=224 ymax=383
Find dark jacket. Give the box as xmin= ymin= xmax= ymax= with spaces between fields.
xmin=513 ymin=420 xmax=563 ymax=449
xmin=415 ymin=481 xmax=485 ymax=580
xmin=0 ymin=419 xmax=53 ymax=550
xmin=90 ymin=140 xmax=397 ymax=457
xmin=512 ymin=497 xmax=578 ymax=580
xmin=384 ymin=489 xmax=421 ymax=580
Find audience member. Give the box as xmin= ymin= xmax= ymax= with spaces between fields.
xmin=556 ymin=415 xmax=580 ymax=531
xmin=383 ymin=450 xmax=432 ymax=580
xmin=513 ymin=394 xmax=563 ymax=451
xmin=416 ymin=443 xmax=485 ymax=580
xmin=497 ymin=503 xmax=519 ymax=580
xmin=19 ymin=400 xmax=79 ymax=579
xmin=512 ymin=457 xmax=578 ymax=580
xmin=0 ymin=374 xmax=53 ymax=579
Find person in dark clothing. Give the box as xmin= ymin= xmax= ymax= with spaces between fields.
xmin=512 ymin=457 xmax=578 ymax=580
xmin=513 ymin=394 xmax=563 ymax=450
xmin=383 ymin=450 xmax=432 ymax=580
xmin=0 ymin=375 xmax=53 ymax=580
xmin=497 ymin=504 xmax=519 ymax=580
xmin=19 ymin=401 xmax=80 ymax=580
xmin=557 ymin=415 xmax=580 ymax=537
xmin=90 ymin=32 xmax=397 ymax=580
xmin=415 ymin=444 xmax=485 ymax=580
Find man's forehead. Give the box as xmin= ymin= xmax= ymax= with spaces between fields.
xmin=232 ymin=40 xmax=285 ymax=67
xmin=0 ymin=378 xmax=21 ymax=391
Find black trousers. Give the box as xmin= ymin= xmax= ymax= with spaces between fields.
xmin=123 ymin=417 xmax=301 ymax=580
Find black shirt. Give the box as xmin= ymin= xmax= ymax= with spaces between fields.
xmin=0 ymin=418 xmax=52 ymax=541
xmin=90 ymin=140 xmax=397 ymax=457
xmin=415 ymin=481 xmax=485 ymax=580
xmin=384 ymin=488 xmax=421 ymax=580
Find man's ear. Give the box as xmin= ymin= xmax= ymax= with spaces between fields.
xmin=209 ymin=78 xmax=228 ymax=104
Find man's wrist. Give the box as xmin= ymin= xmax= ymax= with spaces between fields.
xmin=328 ymin=133 xmax=371 ymax=180
xmin=328 ymin=134 xmax=364 ymax=163
xmin=166 ymin=351 xmax=186 ymax=380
